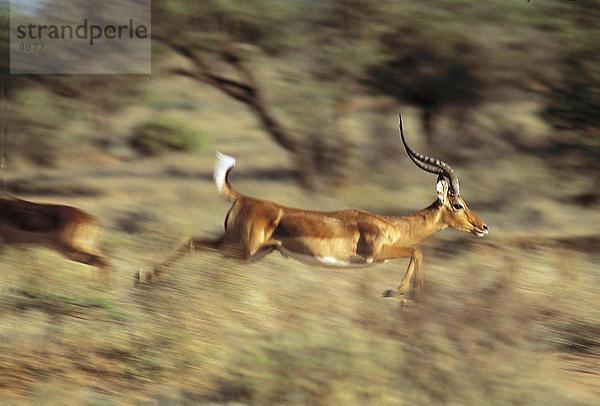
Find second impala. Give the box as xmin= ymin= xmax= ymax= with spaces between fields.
xmin=149 ymin=116 xmax=488 ymax=299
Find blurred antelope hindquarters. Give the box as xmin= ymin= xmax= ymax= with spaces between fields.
xmin=147 ymin=115 xmax=488 ymax=299
xmin=1 ymin=197 xmax=111 ymax=281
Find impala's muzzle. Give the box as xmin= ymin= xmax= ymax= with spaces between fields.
xmin=474 ymin=224 xmax=489 ymax=238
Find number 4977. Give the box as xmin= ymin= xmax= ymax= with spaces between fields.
xmin=18 ymin=42 xmax=46 ymax=51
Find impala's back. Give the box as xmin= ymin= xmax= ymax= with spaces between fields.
xmin=3 ymin=199 xmax=84 ymax=241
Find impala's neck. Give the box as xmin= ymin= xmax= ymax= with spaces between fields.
xmin=388 ymin=200 xmax=447 ymax=246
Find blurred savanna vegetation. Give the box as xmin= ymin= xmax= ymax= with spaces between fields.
xmin=1 ymin=0 xmax=599 ymax=404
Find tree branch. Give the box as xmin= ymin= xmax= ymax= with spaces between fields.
xmin=155 ymin=36 xmax=298 ymax=153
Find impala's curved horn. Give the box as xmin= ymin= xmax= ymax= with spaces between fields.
xmin=398 ymin=114 xmax=460 ymax=196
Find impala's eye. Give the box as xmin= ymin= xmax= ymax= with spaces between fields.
xmin=452 ymin=203 xmax=464 ymax=211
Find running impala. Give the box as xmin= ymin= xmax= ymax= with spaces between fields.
xmin=147 ymin=116 xmax=488 ymax=299
xmin=1 ymin=197 xmax=111 ymax=281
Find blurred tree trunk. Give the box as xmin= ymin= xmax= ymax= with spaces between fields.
xmin=332 ymin=94 xmax=355 ymax=186
xmin=421 ymin=106 xmax=437 ymax=147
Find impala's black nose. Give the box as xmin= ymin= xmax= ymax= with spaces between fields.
xmin=482 ymin=224 xmax=488 ymax=231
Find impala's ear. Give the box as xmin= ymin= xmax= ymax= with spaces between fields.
xmin=436 ymin=176 xmax=449 ymax=203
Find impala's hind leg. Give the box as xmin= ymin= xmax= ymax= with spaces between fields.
xmin=140 ymin=236 xmax=224 ymax=283
xmin=245 ymin=240 xmax=282 ymax=263
xmin=62 ymin=247 xmax=112 ymax=285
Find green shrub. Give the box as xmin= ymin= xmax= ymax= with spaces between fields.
xmin=129 ymin=118 xmax=204 ymax=156
xmin=5 ymin=88 xmax=70 ymax=166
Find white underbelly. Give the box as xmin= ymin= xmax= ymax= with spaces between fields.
xmin=279 ymin=247 xmax=377 ymax=268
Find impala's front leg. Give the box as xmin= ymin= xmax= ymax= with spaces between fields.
xmin=376 ymin=246 xmax=423 ymax=299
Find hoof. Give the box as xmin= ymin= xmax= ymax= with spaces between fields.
xmin=134 ymin=269 xmax=155 ymax=286
xmin=400 ymin=298 xmax=414 ymax=307
xmin=133 ymin=270 xmax=143 ymax=286
xmin=381 ymin=289 xmax=397 ymax=298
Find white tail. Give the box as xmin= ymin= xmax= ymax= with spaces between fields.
xmin=213 ymin=152 xmax=238 ymax=201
